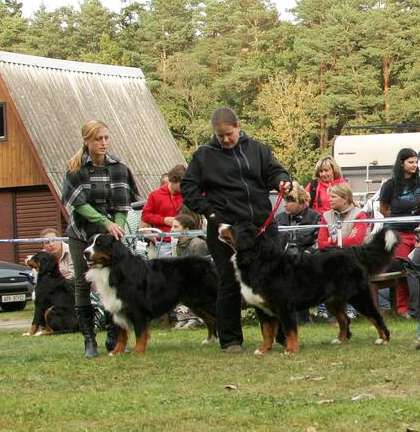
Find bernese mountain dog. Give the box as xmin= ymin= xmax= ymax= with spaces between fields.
xmin=219 ymin=223 xmax=399 ymax=355
xmin=84 ymin=234 xmax=218 ymax=355
xmin=24 ymin=252 xmax=78 ymax=336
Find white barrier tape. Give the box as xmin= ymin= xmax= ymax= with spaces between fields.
xmin=279 ymin=215 xmax=420 ymax=232
xmin=1 ymin=215 xmax=420 ymax=244
xmin=0 ymin=237 xmax=68 ymax=244
xmin=0 ymin=230 xmax=206 ymax=244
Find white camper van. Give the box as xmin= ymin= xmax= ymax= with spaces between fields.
xmin=333 ymin=132 xmax=420 ymax=203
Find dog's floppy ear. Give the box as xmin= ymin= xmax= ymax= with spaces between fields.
xmin=38 ymin=252 xmax=59 ymax=276
xmin=218 ymin=224 xmax=236 ymax=250
xmin=111 ymin=239 xmax=129 ymax=262
xmin=235 ymin=223 xmax=258 ymax=251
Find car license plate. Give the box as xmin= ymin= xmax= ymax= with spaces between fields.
xmin=1 ymin=294 xmax=26 ymax=303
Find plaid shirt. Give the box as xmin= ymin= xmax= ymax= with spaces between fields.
xmin=62 ymin=153 xmax=139 ymax=241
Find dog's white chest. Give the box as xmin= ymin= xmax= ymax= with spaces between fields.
xmin=85 ymin=267 xmax=129 ymax=329
xmin=231 ymin=255 xmax=274 ymax=317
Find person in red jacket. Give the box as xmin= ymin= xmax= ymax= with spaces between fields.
xmin=318 ymin=183 xmax=369 ymax=249
xmin=317 ymin=183 xmax=368 ymax=320
xmin=142 ymin=164 xmax=186 ymax=256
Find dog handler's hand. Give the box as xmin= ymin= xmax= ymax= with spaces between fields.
xmin=279 ymin=181 xmax=292 ymax=193
xmin=107 ymin=222 xmax=125 ymax=240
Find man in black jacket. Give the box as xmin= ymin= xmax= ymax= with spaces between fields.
xmin=181 ymin=107 xmax=291 ymax=352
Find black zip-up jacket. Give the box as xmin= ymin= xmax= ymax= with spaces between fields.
xmin=181 ymin=132 xmax=290 ymax=225
xmin=275 ymin=207 xmax=320 ymax=250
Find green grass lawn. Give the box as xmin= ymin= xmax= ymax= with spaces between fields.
xmin=0 ymin=302 xmax=34 ymax=321
xmin=0 ymin=315 xmax=419 ymax=432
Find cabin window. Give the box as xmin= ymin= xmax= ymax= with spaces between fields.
xmin=0 ymin=103 xmax=6 ymax=140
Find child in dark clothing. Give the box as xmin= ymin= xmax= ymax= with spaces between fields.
xmin=171 ymin=213 xmax=208 ymax=329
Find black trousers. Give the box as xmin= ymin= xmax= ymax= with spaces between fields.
xmin=68 ymin=237 xmax=91 ymax=307
xmin=206 ymin=220 xmax=242 ymax=349
xmin=206 ymin=220 xmax=279 ymax=349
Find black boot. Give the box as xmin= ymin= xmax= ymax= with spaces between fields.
xmin=104 ymin=311 xmax=118 ymax=352
xmin=76 ymin=305 xmax=99 ymax=358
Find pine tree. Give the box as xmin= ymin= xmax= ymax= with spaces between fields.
xmin=0 ymin=0 xmax=27 ymax=52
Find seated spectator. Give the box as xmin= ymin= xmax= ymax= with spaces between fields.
xmin=275 ymin=182 xmax=320 ymax=324
xmin=142 ymin=165 xmax=186 ymax=257
xmin=318 ymin=183 xmax=369 ymax=249
xmin=171 ymin=213 xmax=208 ymax=329
xmin=276 ymin=181 xmax=320 ymax=254
xmin=40 ymin=228 xmax=74 ymax=281
xmin=318 ymin=183 xmax=369 ymax=320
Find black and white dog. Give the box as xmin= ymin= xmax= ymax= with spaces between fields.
xmin=84 ymin=234 xmax=218 ymax=355
xmin=219 ymin=223 xmax=399 ymax=355
xmin=25 ymin=252 xmax=78 ymax=336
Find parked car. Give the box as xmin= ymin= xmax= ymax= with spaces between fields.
xmin=0 ymin=260 xmax=34 ymax=312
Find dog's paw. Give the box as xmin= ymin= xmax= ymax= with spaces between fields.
xmin=22 ymin=332 xmax=31 ymax=337
xmin=34 ymin=330 xmax=45 ymax=336
xmin=331 ymin=338 xmax=343 ymax=345
xmin=374 ymin=338 xmax=388 ymax=345
xmin=254 ymin=348 xmax=265 ymax=356
xmin=202 ymin=336 xmax=218 ymax=345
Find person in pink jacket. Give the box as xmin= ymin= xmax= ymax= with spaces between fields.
xmin=306 ymin=156 xmax=346 ymax=215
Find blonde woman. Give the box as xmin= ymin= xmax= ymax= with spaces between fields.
xmin=306 ymin=156 xmax=346 ymax=215
xmin=317 ymin=183 xmax=368 ymax=321
xmin=62 ymin=120 xmax=138 ymax=358
xmin=318 ymin=183 xmax=368 ymax=249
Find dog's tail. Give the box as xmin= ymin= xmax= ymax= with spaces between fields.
xmin=353 ymin=228 xmax=399 ymax=275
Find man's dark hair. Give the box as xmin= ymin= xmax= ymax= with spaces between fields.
xmin=168 ymin=164 xmax=186 ymax=183
xmin=211 ymin=107 xmax=240 ymax=128
xmin=174 ymin=213 xmax=198 ymax=230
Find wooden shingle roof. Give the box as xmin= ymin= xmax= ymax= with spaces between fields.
xmin=0 ymin=51 xmax=185 ymax=200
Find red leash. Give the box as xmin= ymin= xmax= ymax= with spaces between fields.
xmin=257 ymin=186 xmax=285 ymax=236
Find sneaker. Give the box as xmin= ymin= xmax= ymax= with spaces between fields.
xmin=397 ymin=312 xmax=412 ymax=320
xmin=173 ymin=320 xmax=187 ymax=330
xmin=222 ymin=344 xmax=243 ymax=353
xmin=346 ymin=310 xmax=358 ymax=320
xmin=182 ymin=319 xmax=201 ymax=329
xmin=316 ymin=311 xmax=330 ymax=321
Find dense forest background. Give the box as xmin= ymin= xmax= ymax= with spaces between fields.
xmin=1 ymin=0 xmax=419 ymax=181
